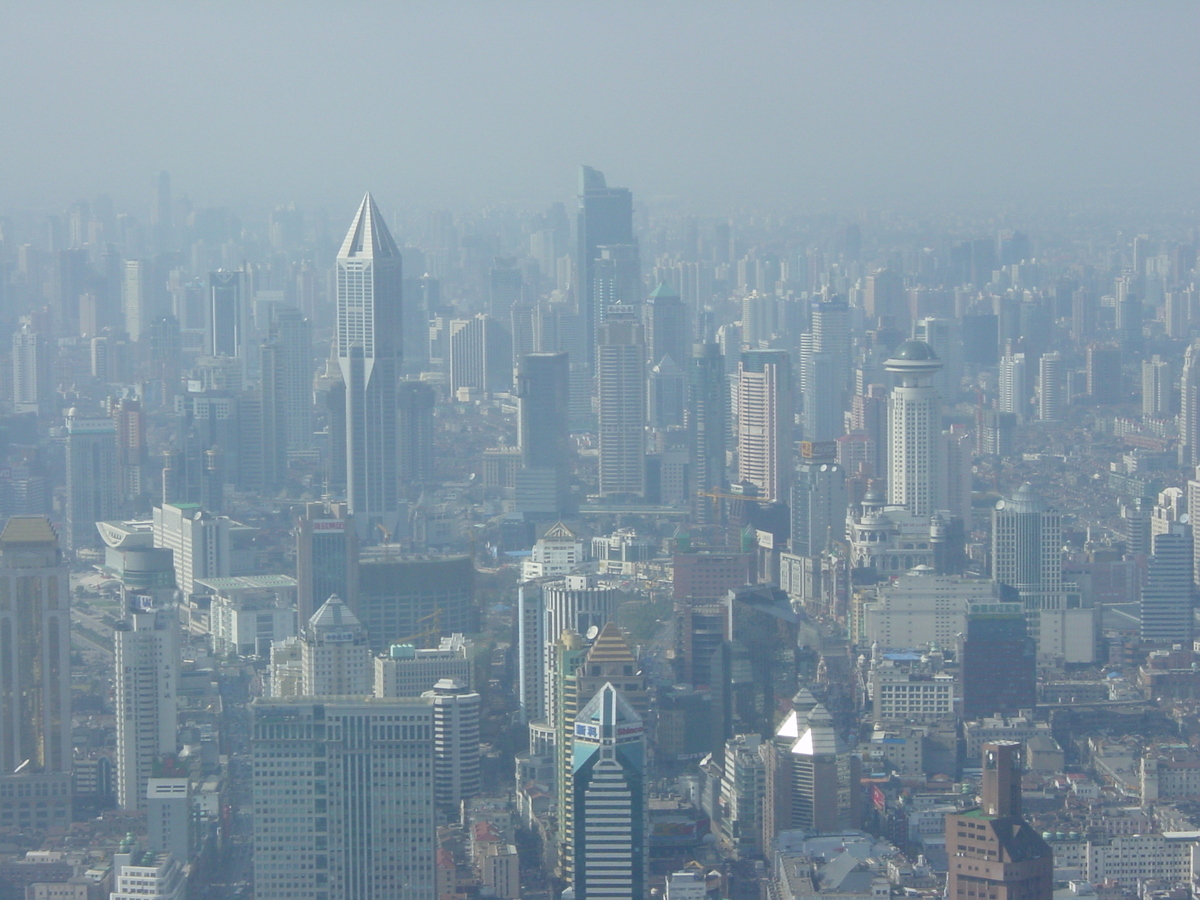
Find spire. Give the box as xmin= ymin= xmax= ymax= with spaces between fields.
xmin=337 ymin=193 xmax=400 ymax=260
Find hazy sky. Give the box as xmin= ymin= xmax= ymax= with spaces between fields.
xmin=2 ymin=1 xmax=1198 ymax=217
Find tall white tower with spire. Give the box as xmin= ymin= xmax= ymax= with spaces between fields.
xmin=885 ymin=340 xmax=943 ymax=518
xmin=336 ymin=193 xmax=403 ymax=535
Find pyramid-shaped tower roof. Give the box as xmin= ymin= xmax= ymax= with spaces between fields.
xmin=577 ymin=681 xmax=642 ymax=728
xmin=584 ymin=621 xmax=637 ymax=667
xmin=337 ymin=192 xmax=400 ymax=260
xmin=542 ymin=520 xmax=578 ymax=541
xmin=307 ymin=594 xmax=363 ymax=632
xmin=791 ymin=703 xmax=848 ymax=757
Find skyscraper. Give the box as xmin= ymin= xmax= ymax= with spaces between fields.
xmin=261 ymin=305 xmax=313 ymax=462
xmin=737 ymin=349 xmax=793 ymax=504
xmin=885 ymin=340 xmax=943 ymax=518
xmin=252 ymin=697 xmax=436 ymax=900
xmin=645 ymin=283 xmax=687 ymax=372
xmin=208 ymin=270 xmax=245 ymax=358
xmin=1086 ymin=343 xmax=1121 ymax=405
xmin=997 ymin=352 xmax=1027 ymax=422
xmin=688 ymin=343 xmax=727 ymax=518
xmin=991 ymin=484 xmax=1065 ymax=658
xmin=64 ymin=408 xmax=119 ymax=552
xmin=570 ymin=683 xmax=647 ymax=900
xmin=1180 ymin=343 xmax=1200 ymax=467
xmin=790 ymin=460 xmax=847 ymax=557
xmin=944 ymin=742 xmax=1052 ymax=900
xmin=300 ymin=594 xmax=372 ymax=696
xmin=1141 ymin=524 xmax=1194 ymax=645
xmin=397 ymin=379 xmax=436 ymax=493
xmin=542 ymin=575 xmax=619 ymax=732
xmin=597 ymin=320 xmax=646 ymax=499
xmin=114 ymin=605 xmax=178 ymax=810
xmin=0 ymin=517 xmax=71 ymax=775
xmin=295 ymin=504 xmax=359 ymax=627
xmin=336 ymin=193 xmax=403 ymax=535
xmin=517 ymin=352 xmax=571 ymax=517
xmin=1037 ymin=351 xmax=1066 ymax=422
xmin=423 ymin=677 xmax=481 ymax=816
xmin=577 ymin=166 xmax=635 ymax=355
xmin=123 ymin=260 xmax=150 ymax=342
xmin=12 ymin=319 xmax=52 ymax=415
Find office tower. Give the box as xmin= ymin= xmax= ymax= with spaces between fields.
xmin=997 ymin=351 xmax=1027 ymax=422
xmin=811 ymin=295 xmax=851 ymax=393
xmin=772 ymin=702 xmax=860 ymax=833
xmin=517 ymin=583 xmax=546 ymax=723
xmin=850 ymin=383 xmax=888 ymax=477
xmin=123 ymin=259 xmax=150 ymax=341
xmin=1086 ymin=343 xmax=1121 ymax=404
xmin=913 ymin=317 xmax=963 ymax=402
xmin=113 ymin=397 xmax=148 ymax=505
xmin=252 ymin=697 xmax=436 ymax=900
xmin=790 ymin=461 xmax=847 ymax=557
xmin=570 ymin=683 xmax=647 ymax=900
xmin=449 ymin=314 xmax=513 ymax=395
xmin=959 ymin=601 xmax=1036 ymax=720
xmin=648 ymin=355 xmax=685 ymax=427
xmin=1037 ymin=351 xmax=1066 ymax=422
xmin=542 ymin=575 xmax=619 ymax=730
xmin=688 ymin=343 xmax=727 ymax=517
xmin=207 ymin=270 xmax=244 ymax=358
xmin=726 ymin=585 xmax=799 ymax=740
xmin=152 ymin=502 xmax=233 ymax=597
xmin=0 ymin=518 xmax=71 ymax=775
xmin=944 ymin=742 xmax=1053 ymax=900
xmin=261 ymin=305 xmax=313 ymax=452
xmin=864 ymin=268 xmax=905 ymax=325
xmin=356 ymin=554 xmax=476 ymax=653
xmin=1143 ymin=355 xmax=1174 ymax=418
xmin=374 ymin=633 xmax=474 ymax=697
xmin=597 ymin=320 xmax=646 ymax=499
xmin=592 ymin=244 xmax=642 ymax=321
xmin=510 ymin=302 xmax=537 ymax=366
xmin=488 ymin=257 xmax=524 ymax=318
xmin=1141 ymin=524 xmax=1194 ymax=644
xmin=336 ymin=193 xmax=403 ymax=534
xmin=423 ymin=677 xmax=481 ymax=815
xmin=397 ymin=379 xmax=436 ymax=492
xmin=295 ymin=504 xmax=358 ymax=627
xmin=1181 ymin=343 xmax=1200 ymax=467
xmin=885 ymin=340 xmax=943 ymax=518
xmin=516 ymin=352 xmax=571 ymax=518
xmin=577 ymin=166 xmax=635 ymax=353
xmin=12 ymin=319 xmax=52 ymax=415
xmin=64 ymin=409 xmax=118 ymax=552
xmin=991 ymin=483 xmax=1064 ymax=655
xmin=645 ymin=283 xmax=688 ymax=372
xmin=802 ymin=350 xmax=842 ymax=442
xmin=147 ymin=778 xmax=192 ymax=863
xmin=300 ymin=594 xmax=372 ymax=696
xmin=737 ymin=349 xmax=793 ymax=504
xmin=114 ymin=606 xmax=178 ymax=810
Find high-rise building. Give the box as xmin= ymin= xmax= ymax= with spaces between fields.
xmin=252 ymin=697 xmax=436 ymax=900
xmin=998 ymin=352 xmax=1027 ymax=422
xmin=570 ymin=683 xmax=647 ymax=900
xmin=776 ymin=703 xmax=860 ymax=833
xmin=295 ymin=504 xmax=359 ymax=627
xmin=1143 ymin=355 xmax=1174 ymax=419
xmin=1037 ymin=351 xmax=1066 ymax=422
xmin=516 ymin=352 xmax=571 ymax=518
xmin=577 ymin=166 xmax=635 ymax=354
xmin=801 ymin=350 xmax=842 ymax=442
xmin=152 ymin=502 xmax=234 ymax=597
xmin=261 ymin=305 xmax=314 ymax=480
xmin=991 ymin=484 xmax=1067 ymax=659
xmin=208 ymin=270 xmax=245 ymax=358
xmin=146 ymin=778 xmax=192 ymax=864
xmin=645 ymin=283 xmax=688 ymax=373
xmin=913 ymin=317 xmax=963 ymax=402
xmin=790 ymin=460 xmax=847 ymax=557
xmin=944 ymin=742 xmax=1053 ymax=900
xmin=123 ymin=259 xmax=150 ymax=342
xmin=688 ymin=343 xmax=727 ymax=518
xmin=1141 ymin=524 xmax=1194 ymax=645
xmin=355 ymin=554 xmax=476 ymax=653
xmin=397 ymin=379 xmax=436 ymax=493
xmin=449 ymin=314 xmax=512 ymax=395
xmin=810 ymin=296 xmax=851 ymax=394
xmin=959 ymin=601 xmax=1036 ymax=720
xmin=1086 ymin=343 xmax=1121 ymax=405
xmin=423 ymin=677 xmax=481 ymax=816
xmin=300 ymin=594 xmax=372 ymax=696
xmin=885 ymin=340 xmax=943 ymax=518
xmin=12 ymin=319 xmax=52 ymax=416
xmin=0 ymin=517 xmax=71 ymax=775
xmin=64 ymin=409 xmax=119 ymax=552
xmin=597 ymin=320 xmax=646 ymax=499
xmin=336 ymin=193 xmax=403 ymax=535
xmin=1181 ymin=342 xmax=1200 ymax=467
xmin=737 ymin=349 xmax=793 ymax=504
xmin=114 ymin=605 xmax=178 ymax=810
xmin=542 ymin=575 xmax=619 ymax=732
xmin=488 ymin=257 xmax=524 ymax=319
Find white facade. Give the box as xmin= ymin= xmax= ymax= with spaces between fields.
xmin=115 ymin=609 xmax=178 ymax=811
xmin=153 ymin=503 xmax=232 ymax=597
xmin=300 ymin=595 xmax=372 ymax=697
xmin=374 ymin=634 xmax=473 ymax=698
xmin=252 ymin=697 xmax=436 ymax=900
xmin=424 ymin=678 xmax=481 ymax=813
xmin=885 ymin=342 xmax=943 ymax=518
xmin=110 ymin=849 xmax=186 ymax=900
xmin=737 ymin=349 xmax=792 ymax=505
xmin=522 ymin=522 xmax=585 ymax=580
xmin=861 ymin=571 xmax=997 ymax=651
xmin=146 ymin=778 xmax=191 ymax=864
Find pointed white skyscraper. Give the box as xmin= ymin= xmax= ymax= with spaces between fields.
xmin=336 ymin=194 xmax=403 ymax=534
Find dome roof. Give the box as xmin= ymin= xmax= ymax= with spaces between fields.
xmin=892 ymin=339 xmax=937 ymax=361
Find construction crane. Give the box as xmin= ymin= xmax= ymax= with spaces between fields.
xmin=394 ymin=609 xmax=442 ymax=650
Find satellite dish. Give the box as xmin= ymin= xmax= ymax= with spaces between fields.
xmin=586 ymin=625 xmax=600 ymax=641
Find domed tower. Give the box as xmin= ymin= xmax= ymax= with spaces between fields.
xmin=884 ymin=340 xmax=944 ymax=518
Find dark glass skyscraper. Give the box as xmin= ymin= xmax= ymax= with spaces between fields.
xmin=577 ymin=166 xmax=634 ymax=356
xmin=516 ymin=352 xmax=571 ymax=517
xmin=688 ymin=343 xmax=726 ymax=520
